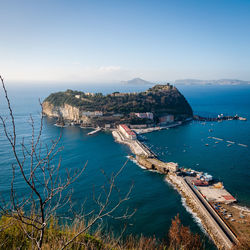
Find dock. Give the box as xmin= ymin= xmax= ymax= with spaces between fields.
xmin=87 ymin=127 xmax=102 ymax=135
xmin=167 ymin=174 xmax=237 ymax=249
xmin=112 ymin=124 xmax=243 ymax=249
xmin=112 ymin=130 xmax=154 ymax=157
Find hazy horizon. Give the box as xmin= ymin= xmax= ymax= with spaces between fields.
xmin=1 ymin=0 xmax=250 ymax=84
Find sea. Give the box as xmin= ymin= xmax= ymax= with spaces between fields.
xmin=1 ymin=82 xmax=250 ymax=249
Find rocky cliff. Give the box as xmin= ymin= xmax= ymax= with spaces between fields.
xmin=42 ymin=102 xmax=91 ymax=123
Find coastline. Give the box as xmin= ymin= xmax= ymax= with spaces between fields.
xmin=111 ymin=124 xmax=250 ymax=249
xmin=133 ymin=121 xmax=183 ymax=134
xmin=165 ymin=174 xmax=234 ymax=249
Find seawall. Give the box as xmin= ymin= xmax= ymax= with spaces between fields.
xmin=166 ymin=174 xmax=235 ymax=249
xmin=112 ymin=127 xmax=238 ymax=249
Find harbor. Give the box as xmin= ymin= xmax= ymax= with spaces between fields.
xmin=112 ymin=123 xmax=250 ymax=249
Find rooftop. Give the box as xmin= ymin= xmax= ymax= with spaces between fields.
xmin=120 ymin=124 xmax=136 ymax=136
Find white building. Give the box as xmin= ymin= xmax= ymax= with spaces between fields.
xmin=202 ymin=173 xmax=213 ymax=182
xmin=85 ymin=92 xmax=95 ymax=97
xmin=134 ymin=112 xmax=154 ymax=120
xmin=105 ymin=124 xmax=111 ymax=130
xmin=81 ymin=111 xmax=103 ymax=117
xmin=118 ymin=124 xmax=137 ymax=140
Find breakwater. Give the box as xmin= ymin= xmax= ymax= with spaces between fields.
xmin=194 ymin=114 xmax=247 ymax=122
xmin=112 ymin=126 xmax=243 ymax=249
xmin=166 ymin=174 xmax=236 ymax=249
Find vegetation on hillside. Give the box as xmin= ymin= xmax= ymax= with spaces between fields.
xmin=44 ymin=84 xmax=193 ymax=117
xmin=0 ymin=214 xmax=205 ymax=250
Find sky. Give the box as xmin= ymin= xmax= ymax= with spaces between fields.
xmin=0 ymin=0 xmax=250 ymax=84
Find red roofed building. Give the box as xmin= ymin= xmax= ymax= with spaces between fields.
xmin=222 ymin=195 xmax=236 ymax=202
xmin=118 ymin=124 xmax=137 ymax=140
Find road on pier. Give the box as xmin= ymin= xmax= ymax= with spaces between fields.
xmin=184 ymin=177 xmax=238 ymax=249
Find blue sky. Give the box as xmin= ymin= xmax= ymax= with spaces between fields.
xmin=0 ymin=0 xmax=250 ymax=83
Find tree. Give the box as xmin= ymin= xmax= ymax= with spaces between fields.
xmin=0 ymin=76 xmax=134 ymax=249
xmin=168 ymin=214 xmax=204 ymax=250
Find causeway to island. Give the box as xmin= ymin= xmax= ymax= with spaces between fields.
xmin=42 ymin=83 xmax=249 ymax=249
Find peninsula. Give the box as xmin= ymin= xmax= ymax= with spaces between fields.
xmin=42 ymin=83 xmax=193 ymax=128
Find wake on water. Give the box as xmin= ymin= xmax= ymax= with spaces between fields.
xmin=126 ymin=155 xmax=146 ymax=170
xmin=164 ymin=178 xmax=209 ymax=236
xmin=128 ymin=155 xmax=210 ymax=238
xmin=127 ymin=156 xmax=160 ymax=173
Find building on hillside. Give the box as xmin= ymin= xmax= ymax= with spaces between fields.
xmin=81 ymin=111 xmax=103 ymax=117
xmin=75 ymin=95 xmax=80 ymax=99
xmin=94 ymin=111 xmax=103 ymax=116
xmin=134 ymin=112 xmax=154 ymax=120
xmin=118 ymin=124 xmax=137 ymax=140
xmin=159 ymin=114 xmax=174 ymax=125
xmin=111 ymin=92 xmax=127 ymax=97
xmin=85 ymin=92 xmax=95 ymax=96
xmin=105 ymin=124 xmax=111 ymax=130
xmin=130 ymin=124 xmax=148 ymax=129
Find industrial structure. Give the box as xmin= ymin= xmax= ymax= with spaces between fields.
xmin=136 ymin=156 xmax=179 ymax=173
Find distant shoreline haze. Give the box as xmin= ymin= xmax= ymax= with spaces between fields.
xmin=5 ymin=78 xmax=250 ymax=89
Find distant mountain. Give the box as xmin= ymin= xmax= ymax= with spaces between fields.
xmin=174 ymin=79 xmax=250 ymax=85
xmin=121 ymin=78 xmax=154 ymax=85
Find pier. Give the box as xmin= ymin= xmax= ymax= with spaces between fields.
xmin=112 ymin=124 xmax=243 ymax=249
xmin=87 ymin=127 xmax=102 ymax=135
xmin=194 ymin=114 xmax=247 ymax=122
xmin=168 ymin=174 xmax=237 ymax=249
xmin=112 ymin=130 xmax=153 ymax=157
xmin=185 ymin=177 xmax=238 ymax=246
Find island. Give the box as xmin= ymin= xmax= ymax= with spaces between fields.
xmin=42 ymin=83 xmax=193 ymax=128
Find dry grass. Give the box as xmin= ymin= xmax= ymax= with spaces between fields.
xmin=0 ymin=214 xmax=207 ymax=250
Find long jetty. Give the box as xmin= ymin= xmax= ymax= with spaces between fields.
xmin=112 ymin=125 xmax=239 ymax=249
xmin=194 ymin=114 xmax=247 ymax=122
xmin=185 ymin=177 xmax=237 ymax=247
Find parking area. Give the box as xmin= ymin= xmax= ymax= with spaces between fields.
xmin=198 ymin=185 xmax=236 ymax=203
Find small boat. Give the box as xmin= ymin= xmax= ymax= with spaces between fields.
xmin=238 ymin=117 xmax=247 ymax=121
xmin=205 ymin=144 xmax=209 ymax=146
xmin=212 ymin=137 xmax=223 ymax=141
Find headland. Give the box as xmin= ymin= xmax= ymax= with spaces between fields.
xmin=42 ymin=83 xmax=193 ymax=128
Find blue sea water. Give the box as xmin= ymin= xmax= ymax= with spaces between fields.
xmin=1 ymin=83 xmax=250 ymax=248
